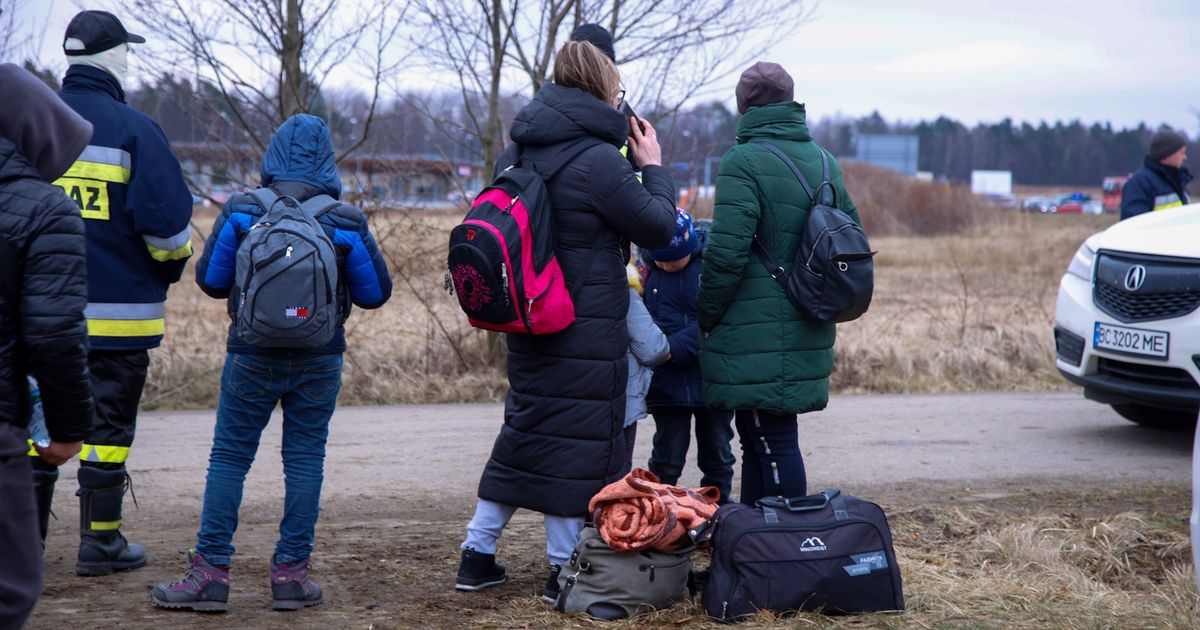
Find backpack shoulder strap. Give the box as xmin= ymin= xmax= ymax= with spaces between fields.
xmin=814 ymin=148 xmax=837 ymax=207
xmin=748 ymin=140 xmax=810 ymax=278
xmin=299 ymin=193 xmax=340 ymax=218
xmin=749 ymin=139 xmax=816 ymax=204
xmin=0 ymin=235 xmax=18 ymax=301
xmin=247 ymin=187 xmax=281 ymax=213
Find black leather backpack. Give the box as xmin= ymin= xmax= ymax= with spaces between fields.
xmin=749 ymin=141 xmax=876 ymax=323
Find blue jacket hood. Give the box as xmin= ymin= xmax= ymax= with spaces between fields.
xmin=261 ymin=114 xmax=341 ymax=199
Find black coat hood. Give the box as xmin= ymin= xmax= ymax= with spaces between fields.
xmin=0 ymin=63 xmax=93 ymax=182
xmin=508 ymin=83 xmax=627 ymax=167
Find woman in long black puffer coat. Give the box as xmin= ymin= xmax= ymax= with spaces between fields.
xmin=455 ymin=39 xmax=678 ymax=601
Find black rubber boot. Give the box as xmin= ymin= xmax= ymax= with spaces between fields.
xmin=31 ymin=463 xmax=58 ymax=546
xmin=76 ymin=466 xmax=147 ymax=576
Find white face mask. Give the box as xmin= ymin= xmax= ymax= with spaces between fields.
xmin=65 ymin=42 xmax=129 ymax=87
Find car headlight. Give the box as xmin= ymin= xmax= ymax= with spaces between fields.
xmin=1067 ymin=243 xmax=1096 ymax=280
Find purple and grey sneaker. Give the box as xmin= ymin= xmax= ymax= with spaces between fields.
xmin=271 ymin=557 xmax=323 ymax=611
xmin=150 ymin=550 xmax=230 ymax=612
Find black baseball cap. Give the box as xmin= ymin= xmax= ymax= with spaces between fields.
xmin=63 ymin=10 xmax=145 ymax=56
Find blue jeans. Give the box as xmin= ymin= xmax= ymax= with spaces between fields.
xmin=647 ymin=406 xmax=735 ymax=504
xmin=462 ymin=499 xmax=584 ymax=567
xmin=735 ymin=409 xmax=806 ymax=505
xmin=195 ymin=352 xmax=343 ymax=566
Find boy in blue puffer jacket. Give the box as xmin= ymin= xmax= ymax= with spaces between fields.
xmin=151 ymin=114 xmax=391 ymax=613
xmin=641 ymin=209 xmax=735 ymax=504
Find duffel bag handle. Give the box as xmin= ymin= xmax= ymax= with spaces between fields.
xmin=756 ymin=488 xmax=843 ymax=513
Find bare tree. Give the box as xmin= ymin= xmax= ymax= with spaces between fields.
xmin=416 ymin=0 xmax=812 ymax=178
xmin=0 ymin=0 xmax=46 ymax=63
xmin=116 ymin=0 xmax=412 ymax=164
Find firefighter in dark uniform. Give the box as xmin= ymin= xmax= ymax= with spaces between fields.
xmin=34 ymin=10 xmax=194 ymax=576
xmin=1120 ymin=129 xmax=1193 ymax=220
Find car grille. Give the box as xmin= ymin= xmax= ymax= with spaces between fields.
xmin=1096 ymin=358 xmax=1199 ymax=391
xmin=1093 ymin=253 xmax=1200 ymax=322
xmin=1094 ymin=283 xmax=1200 ymax=321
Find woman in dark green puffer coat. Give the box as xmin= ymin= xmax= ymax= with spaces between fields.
xmin=697 ymin=62 xmax=860 ymax=505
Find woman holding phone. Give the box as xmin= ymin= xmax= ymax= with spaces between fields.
xmin=454 ymin=39 xmax=677 ymax=604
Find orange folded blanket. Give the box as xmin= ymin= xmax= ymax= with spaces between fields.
xmin=588 ymin=468 xmax=720 ymax=552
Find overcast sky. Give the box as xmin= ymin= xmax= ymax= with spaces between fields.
xmin=13 ymin=0 xmax=1200 ymax=134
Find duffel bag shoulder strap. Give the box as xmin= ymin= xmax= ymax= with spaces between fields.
xmin=825 ymin=488 xmax=850 ymax=520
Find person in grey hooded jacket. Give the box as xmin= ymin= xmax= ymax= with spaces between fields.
xmin=0 ymin=62 xmax=94 ymax=630
xmin=622 ymin=281 xmax=670 ymax=473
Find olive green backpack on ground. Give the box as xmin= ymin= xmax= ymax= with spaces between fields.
xmin=554 ymin=527 xmax=694 ymax=620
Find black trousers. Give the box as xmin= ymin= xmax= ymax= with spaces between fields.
xmin=734 ymin=410 xmax=805 ymax=505
xmin=32 ymin=349 xmax=149 ymax=473
xmin=0 ymin=422 xmax=42 ymax=629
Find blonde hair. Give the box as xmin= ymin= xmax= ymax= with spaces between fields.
xmin=553 ymin=40 xmax=620 ymax=104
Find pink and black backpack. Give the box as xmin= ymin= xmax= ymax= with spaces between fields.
xmin=447 ymin=143 xmax=600 ymax=334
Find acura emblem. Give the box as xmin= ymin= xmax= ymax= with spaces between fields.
xmin=1124 ymin=265 xmax=1146 ymax=291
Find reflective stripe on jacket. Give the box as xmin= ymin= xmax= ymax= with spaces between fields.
xmin=56 ymin=66 xmax=193 ymax=350
xmin=1120 ymin=156 xmax=1192 ymax=220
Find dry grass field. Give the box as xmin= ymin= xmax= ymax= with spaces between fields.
xmin=147 ymin=174 xmax=1114 ymax=410
xmin=833 ymin=212 xmax=1114 ymax=395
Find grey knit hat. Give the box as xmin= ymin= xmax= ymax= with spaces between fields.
xmin=736 ymin=62 xmax=794 ymax=114
xmin=1148 ymin=129 xmax=1187 ymax=162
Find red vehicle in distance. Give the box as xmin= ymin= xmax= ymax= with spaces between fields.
xmin=1054 ymin=192 xmax=1087 ymax=214
xmin=1103 ymin=175 xmax=1130 ymax=212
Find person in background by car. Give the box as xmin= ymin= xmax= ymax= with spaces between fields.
xmin=1120 ymin=129 xmax=1192 ymax=220
xmin=0 ymin=63 xmax=95 ymax=630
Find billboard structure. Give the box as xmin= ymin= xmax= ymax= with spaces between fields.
xmin=855 ymin=134 xmax=919 ymax=175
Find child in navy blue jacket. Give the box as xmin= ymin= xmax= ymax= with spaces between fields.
xmin=641 ymin=209 xmax=735 ymax=504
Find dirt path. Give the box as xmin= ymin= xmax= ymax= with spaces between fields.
xmin=26 ymin=392 xmax=1194 ymax=628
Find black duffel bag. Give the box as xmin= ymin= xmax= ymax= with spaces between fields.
xmin=700 ymin=489 xmax=903 ymax=621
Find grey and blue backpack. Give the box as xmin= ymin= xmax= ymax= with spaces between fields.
xmin=234 ymin=188 xmax=340 ymax=348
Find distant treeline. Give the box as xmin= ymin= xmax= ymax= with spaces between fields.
xmin=25 ymin=62 xmax=1192 ymax=187
xmin=811 ymin=110 xmax=1196 ymax=187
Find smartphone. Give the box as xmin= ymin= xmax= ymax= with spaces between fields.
xmin=619 ymin=101 xmax=646 ymax=170
xmin=619 ymin=101 xmax=646 ymax=136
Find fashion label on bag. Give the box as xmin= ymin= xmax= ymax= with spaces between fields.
xmin=701 ymin=488 xmax=903 ymax=620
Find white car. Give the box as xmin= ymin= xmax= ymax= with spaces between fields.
xmin=1054 ymin=204 xmax=1200 ymax=430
